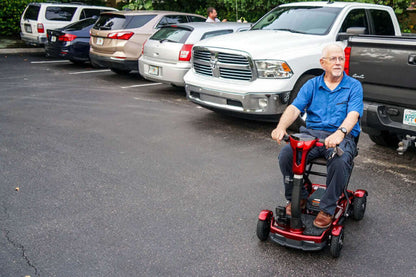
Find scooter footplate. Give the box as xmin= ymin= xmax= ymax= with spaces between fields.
xmin=301 ymin=214 xmax=327 ymax=236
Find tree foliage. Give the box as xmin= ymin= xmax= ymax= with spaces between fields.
xmin=1 ymin=0 xmax=413 ymax=37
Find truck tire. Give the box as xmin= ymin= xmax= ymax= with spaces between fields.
xmin=288 ymin=74 xmax=315 ymax=132
xmin=368 ymin=132 xmax=399 ymax=147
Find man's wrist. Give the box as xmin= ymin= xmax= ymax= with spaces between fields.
xmin=337 ymin=127 xmax=347 ymax=137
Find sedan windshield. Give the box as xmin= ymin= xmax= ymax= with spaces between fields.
xmin=251 ymin=6 xmax=342 ymax=35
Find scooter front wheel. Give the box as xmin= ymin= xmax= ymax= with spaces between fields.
xmin=330 ymin=228 xmax=344 ymax=258
xmin=256 ymin=219 xmax=270 ymax=241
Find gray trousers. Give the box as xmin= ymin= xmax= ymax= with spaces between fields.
xmin=278 ymin=127 xmax=358 ymax=215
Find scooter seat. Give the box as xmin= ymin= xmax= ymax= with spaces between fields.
xmin=309 ymin=157 xmax=327 ymax=166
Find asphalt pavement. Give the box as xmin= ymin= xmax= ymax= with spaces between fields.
xmin=0 ymin=51 xmax=415 ymax=276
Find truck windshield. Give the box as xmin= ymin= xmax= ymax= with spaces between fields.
xmin=251 ymin=6 xmax=342 ymax=35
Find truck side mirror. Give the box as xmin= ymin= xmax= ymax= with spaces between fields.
xmin=336 ymin=27 xmax=366 ymax=41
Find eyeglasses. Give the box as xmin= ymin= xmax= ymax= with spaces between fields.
xmin=322 ymin=56 xmax=345 ymax=63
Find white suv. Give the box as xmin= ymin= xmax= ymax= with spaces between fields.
xmin=20 ymin=2 xmax=116 ymax=46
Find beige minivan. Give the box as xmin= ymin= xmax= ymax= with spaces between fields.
xmin=89 ymin=10 xmax=205 ymax=74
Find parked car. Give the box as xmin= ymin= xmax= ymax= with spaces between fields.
xmin=139 ymin=22 xmax=250 ymax=87
xmin=183 ymin=1 xmax=401 ymax=128
xmin=20 ymin=2 xmax=116 ymax=46
xmin=45 ymin=17 xmax=98 ymax=64
xmin=347 ymin=35 xmax=416 ymax=154
xmin=89 ymin=10 xmax=206 ymax=74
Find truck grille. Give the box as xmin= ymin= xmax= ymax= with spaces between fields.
xmin=193 ymin=47 xmax=254 ymax=81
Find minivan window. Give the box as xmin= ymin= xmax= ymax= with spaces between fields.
xmin=125 ymin=14 xmax=157 ymax=29
xmin=65 ymin=18 xmax=97 ymax=31
xmin=93 ymin=14 xmax=126 ymax=30
xmin=23 ymin=5 xmax=40 ymax=20
xmin=201 ymin=29 xmax=233 ymax=40
xmin=370 ymin=9 xmax=395 ymax=35
xmin=45 ymin=6 xmax=77 ymax=21
xmin=252 ymin=6 xmax=341 ymax=35
xmin=157 ymin=15 xmax=188 ymax=28
xmin=150 ymin=27 xmax=191 ymax=43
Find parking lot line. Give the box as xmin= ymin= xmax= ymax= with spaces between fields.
xmin=121 ymin=83 xmax=162 ymax=89
xmin=30 ymin=60 xmax=70 ymax=64
xmin=69 ymin=69 xmax=112 ymax=75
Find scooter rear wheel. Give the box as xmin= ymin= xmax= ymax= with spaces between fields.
xmin=256 ymin=219 xmax=270 ymax=241
xmin=353 ymin=194 xmax=367 ymax=221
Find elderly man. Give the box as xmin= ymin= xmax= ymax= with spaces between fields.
xmin=271 ymin=43 xmax=363 ymax=228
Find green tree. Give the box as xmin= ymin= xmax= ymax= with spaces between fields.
xmin=123 ymin=0 xmax=153 ymax=10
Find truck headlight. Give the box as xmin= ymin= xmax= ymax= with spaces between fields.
xmin=255 ymin=60 xmax=293 ymax=79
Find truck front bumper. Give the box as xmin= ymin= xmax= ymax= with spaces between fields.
xmin=184 ymin=71 xmax=292 ymax=116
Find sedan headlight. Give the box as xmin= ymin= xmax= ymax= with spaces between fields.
xmin=255 ymin=60 xmax=293 ymax=79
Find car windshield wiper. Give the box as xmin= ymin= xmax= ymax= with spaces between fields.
xmin=274 ymin=28 xmax=306 ymax=34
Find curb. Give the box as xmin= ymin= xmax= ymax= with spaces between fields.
xmin=0 ymin=48 xmax=45 ymax=54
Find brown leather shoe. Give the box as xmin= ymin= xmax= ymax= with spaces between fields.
xmin=313 ymin=211 xmax=334 ymax=228
xmin=285 ymin=199 xmax=307 ymax=216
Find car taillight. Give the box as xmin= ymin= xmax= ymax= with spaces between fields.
xmin=37 ymin=23 xmax=44 ymax=33
xmin=141 ymin=39 xmax=147 ymax=56
xmin=179 ymin=44 xmax=193 ymax=61
xmin=344 ymin=46 xmax=351 ymax=76
xmin=107 ymin=32 xmax=134 ymax=40
xmin=58 ymin=34 xmax=77 ymax=42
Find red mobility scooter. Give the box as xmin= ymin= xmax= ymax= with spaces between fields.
xmin=256 ymin=133 xmax=367 ymax=257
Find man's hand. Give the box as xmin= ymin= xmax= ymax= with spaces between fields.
xmin=271 ymin=127 xmax=287 ymax=144
xmin=325 ymin=130 xmax=344 ymax=149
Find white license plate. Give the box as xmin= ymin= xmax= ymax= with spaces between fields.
xmin=403 ymin=109 xmax=416 ymax=126
xmin=148 ymin=65 xmax=159 ymax=76
xmin=96 ymin=37 xmax=104 ymax=46
xmin=51 ymin=36 xmax=56 ymax=42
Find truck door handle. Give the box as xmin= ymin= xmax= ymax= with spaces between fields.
xmin=409 ymin=54 xmax=416 ymax=65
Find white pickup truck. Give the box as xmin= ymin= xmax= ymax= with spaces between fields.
xmin=184 ymin=1 xmax=401 ymax=126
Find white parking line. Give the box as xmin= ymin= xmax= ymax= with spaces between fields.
xmin=69 ymin=69 xmax=111 ymax=75
xmin=121 ymin=83 xmax=162 ymax=89
xmin=31 ymin=60 xmax=70 ymax=64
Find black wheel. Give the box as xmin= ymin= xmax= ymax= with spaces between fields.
xmin=330 ymin=228 xmax=344 ymax=258
xmin=69 ymin=59 xmax=85 ymax=65
xmin=256 ymin=219 xmax=270 ymax=241
xmin=111 ymin=68 xmax=131 ymax=75
xmin=353 ymin=194 xmax=367 ymax=221
xmin=288 ymin=74 xmax=315 ymax=132
xmin=368 ymin=132 xmax=399 ymax=147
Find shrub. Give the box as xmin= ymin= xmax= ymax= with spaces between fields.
xmin=0 ymin=0 xmax=43 ymax=37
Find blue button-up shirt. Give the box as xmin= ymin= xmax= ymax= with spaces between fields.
xmin=292 ymin=73 xmax=363 ymax=137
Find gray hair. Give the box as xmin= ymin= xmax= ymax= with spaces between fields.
xmin=321 ymin=43 xmax=344 ymax=58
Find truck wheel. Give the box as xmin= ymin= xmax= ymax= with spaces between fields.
xmin=368 ymin=132 xmax=399 ymax=147
xmin=256 ymin=219 xmax=270 ymax=241
xmin=288 ymin=74 xmax=315 ymax=132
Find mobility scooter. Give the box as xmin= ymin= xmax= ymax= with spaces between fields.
xmin=256 ymin=133 xmax=367 ymax=257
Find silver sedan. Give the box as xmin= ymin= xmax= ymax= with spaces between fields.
xmin=139 ymin=22 xmax=250 ymax=87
